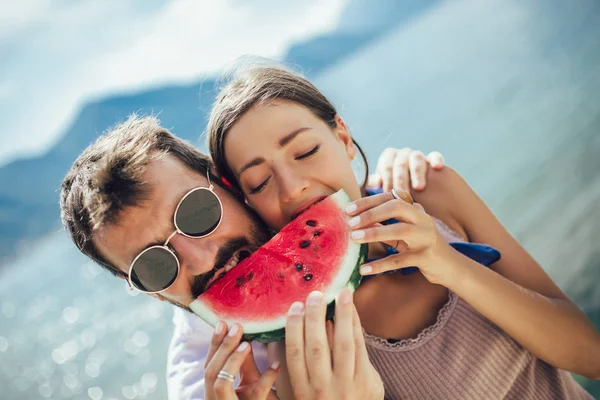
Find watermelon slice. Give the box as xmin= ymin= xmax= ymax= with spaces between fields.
xmin=190 ymin=189 xmax=368 ymax=342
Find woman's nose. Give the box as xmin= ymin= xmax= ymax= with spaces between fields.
xmin=277 ymin=166 xmax=309 ymax=203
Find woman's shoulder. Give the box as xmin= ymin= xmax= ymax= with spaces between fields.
xmin=410 ymin=166 xmax=470 ymax=240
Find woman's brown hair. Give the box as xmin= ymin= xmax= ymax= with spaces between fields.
xmin=207 ymin=62 xmax=368 ymax=191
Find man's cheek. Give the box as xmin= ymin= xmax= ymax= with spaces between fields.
xmin=157 ymin=292 xmax=193 ymax=313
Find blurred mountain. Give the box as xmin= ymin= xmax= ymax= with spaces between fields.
xmin=0 ymin=0 xmax=439 ymax=264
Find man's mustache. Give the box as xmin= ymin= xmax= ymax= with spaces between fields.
xmin=190 ymin=237 xmax=250 ymax=298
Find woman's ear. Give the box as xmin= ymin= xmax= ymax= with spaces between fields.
xmin=334 ymin=115 xmax=357 ymax=160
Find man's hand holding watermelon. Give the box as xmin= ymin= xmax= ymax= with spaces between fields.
xmin=202 ymin=288 xmax=386 ymax=400
xmin=204 ymin=322 xmax=280 ymax=400
xmin=283 ymin=288 xmax=385 ymax=400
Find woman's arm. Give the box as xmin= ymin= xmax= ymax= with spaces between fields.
xmin=346 ymin=167 xmax=600 ymax=379
xmin=418 ymin=168 xmax=600 ymax=379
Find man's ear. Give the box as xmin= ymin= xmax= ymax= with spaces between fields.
xmin=334 ymin=115 xmax=356 ymax=160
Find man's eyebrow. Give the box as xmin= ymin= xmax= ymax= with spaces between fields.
xmin=237 ymin=127 xmax=312 ymax=178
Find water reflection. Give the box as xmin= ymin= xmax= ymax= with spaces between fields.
xmin=0 ymin=235 xmax=172 ymax=399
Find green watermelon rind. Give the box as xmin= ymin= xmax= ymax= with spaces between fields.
xmin=243 ymin=242 xmax=367 ymax=343
xmin=190 ymin=189 xmax=367 ymax=343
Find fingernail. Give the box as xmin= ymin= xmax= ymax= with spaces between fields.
xmin=289 ymin=302 xmax=304 ymax=315
xmin=412 ymin=180 xmax=423 ymax=190
xmin=214 ymin=321 xmax=224 ymax=335
xmin=348 ymin=216 xmax=360 ymax=227
xmin=307 ymin=291 xmax=323 ymax=305
xmin=360 ymin=265 xmax=373 ymax=275
xmin=339 ymin=288 xmax=352 ymax=304
xmin=270 ymin=361 xmax=280 ymax=369
xmin=345 ymin=203 xmax=357 ymax=214
xmin=351 ymin=230 xmax=365 ymax=240
xmin=228 ymin=324 xmax=239 ymax=337
xmin=237 ymin=341 xmax=249 ymax=352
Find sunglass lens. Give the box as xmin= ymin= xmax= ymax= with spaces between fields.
xmin=130 ymin=247 xmax=178 ymax=292
xmin=176 ymin=189 xmax=222 ymax=237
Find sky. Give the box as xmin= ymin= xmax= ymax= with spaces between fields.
xmin=0 ymin=0 xmax=347 ymax=167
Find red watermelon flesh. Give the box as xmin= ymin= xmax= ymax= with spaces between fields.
xmin=189 ymin=189 xmax=366 ymax=342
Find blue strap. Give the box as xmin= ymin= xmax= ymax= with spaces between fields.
xmin=363 ymin=187 xmax=501 ymax=278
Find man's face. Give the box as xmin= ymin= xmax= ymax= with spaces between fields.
xmin=93 ymin=154 xmax=270 ymax=310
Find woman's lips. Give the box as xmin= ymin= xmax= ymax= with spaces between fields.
xmin=290 ymin=196 xmax=327 ymax=221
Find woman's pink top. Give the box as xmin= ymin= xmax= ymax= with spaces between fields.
xmin=364 ymin=219 xmax=593 ymax=399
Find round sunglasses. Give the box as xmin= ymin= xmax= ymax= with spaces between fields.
xmin=127 ymin=177 xmax=223 ymax=294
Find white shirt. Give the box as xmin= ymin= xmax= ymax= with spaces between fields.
xmin=166 ymin=307 xmax=270 ymax=400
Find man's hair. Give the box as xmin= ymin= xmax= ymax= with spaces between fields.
xmin=60 ymin=115 xmax=213 ymax=277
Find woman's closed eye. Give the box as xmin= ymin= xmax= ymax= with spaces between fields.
xmin=249 ymin=176 xmax=270 ymax=194
xmin=296 ymin=145 xmax=320 ymax=160
xmin=248 ymin=146 xmax=320 ymax=195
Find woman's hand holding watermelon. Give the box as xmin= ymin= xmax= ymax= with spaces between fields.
xmin=284 ymin=288 xmax=385 ymax=400
xmin=346 ymin=189 xmax=459 ymax=287
xmin=204 ymin=322 xmax=280 ymax=400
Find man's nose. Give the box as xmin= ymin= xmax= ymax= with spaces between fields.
xmin=168 ymin=233 xmax=219 ymax=276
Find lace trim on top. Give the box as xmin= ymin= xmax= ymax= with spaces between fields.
xmin=363 ymin=218 xmax=465 ymax=351
xmin=434 ymin=218 xmax=467 ymax=243
xmin=363 ymin=291 xmax=458 ymax=351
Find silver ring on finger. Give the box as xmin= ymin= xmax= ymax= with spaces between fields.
xmin=391 ymin=188 xmax=414 ymax=204
xmin=217 ymin=370 xmax=236 ymax=383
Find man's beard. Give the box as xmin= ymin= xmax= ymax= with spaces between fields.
xmin=160 ymin=210 xmax=272 ymax=313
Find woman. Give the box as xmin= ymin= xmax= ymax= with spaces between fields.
xmin=205 ymin=63 xmax=599 ymax=399
xmin=167 ymin=147 xmax=444 ymax=400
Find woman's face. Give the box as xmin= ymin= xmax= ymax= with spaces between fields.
xmin=224 ymin=99 xmax=361 ymax=231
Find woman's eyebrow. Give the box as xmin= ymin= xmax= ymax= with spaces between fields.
xmin=278 ymin=126 xmax=311 ymax=147
xmin=238 ymin=157 xmax=266 ymax=177
xmin=237 ymin=127 xmax=312 ymax=177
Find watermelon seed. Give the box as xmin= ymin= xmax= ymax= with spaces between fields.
xmin=306 ymin=220 xmax=317 ymax=227
xmin=295 ymin=263 xmax=303 ymax=271
xmin=313 ymin=231 xmax=321 ymax=237
xmin=246 ymin=272 xmax=254 ymax=281
xmin=303 ymin=273 xmax=313 ymax=281
xmin=300 ymin=240 xmax=311 ymax=248
xmin=278 ymin=271 xmax=285 ymax=279
xmin=218 ymin=272 xmax=226 ymax=280
xmin=236 ymin=276 xmax=245 ymax=286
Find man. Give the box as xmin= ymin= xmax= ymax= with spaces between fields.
xmin=60 ymin=115 xmax=444 ymax=399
